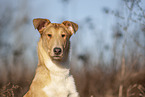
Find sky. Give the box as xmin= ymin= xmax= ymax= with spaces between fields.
xmin=0 ymin=0 xmax=144 ymax=68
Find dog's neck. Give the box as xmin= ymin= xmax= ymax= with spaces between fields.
xmin=37 ymin=39 xmax=70 ymax=77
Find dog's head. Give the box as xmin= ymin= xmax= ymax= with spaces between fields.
xmin=33 ymin=18 xmax=78 ymax=61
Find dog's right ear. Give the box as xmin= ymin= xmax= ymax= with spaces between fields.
xmin=33 ymin=18 xmax=51 ymax=34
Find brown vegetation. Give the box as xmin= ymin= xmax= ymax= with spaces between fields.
xmin=0 ymin=61 xmax=145 ymax=97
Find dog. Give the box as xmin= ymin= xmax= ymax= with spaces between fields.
xmin=23 ymin=18 xmax=79 ymax=97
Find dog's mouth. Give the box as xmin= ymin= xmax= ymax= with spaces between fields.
xmin=51 ymin=56 xmax=63 ymax=60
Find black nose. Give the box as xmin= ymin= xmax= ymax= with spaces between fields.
xmin=53 ymin=47 xmax=62 ymax=55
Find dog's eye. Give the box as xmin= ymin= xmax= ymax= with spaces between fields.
xmin=48 ymin=34 xmax=52 ymax=38
xmin=62 ymin=34 xmax=66 ymax=38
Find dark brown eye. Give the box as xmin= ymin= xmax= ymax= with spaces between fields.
xmin=48 ymin=34 xmax=52 ymax=38
xmin=62 ymin=34 xmax=66 ymax=38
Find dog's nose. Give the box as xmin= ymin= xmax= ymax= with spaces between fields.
xmin=53 ymin=47 xmax=62 ymax=55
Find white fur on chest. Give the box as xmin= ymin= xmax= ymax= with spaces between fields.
xmin=42 ymin=60 xmax=73 ymax=97
xmin=43 ymin=75 xmax=73 ymax=97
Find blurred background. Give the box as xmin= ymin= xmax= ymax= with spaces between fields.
xmin=0 ymin=0 xmax=145 ymax=97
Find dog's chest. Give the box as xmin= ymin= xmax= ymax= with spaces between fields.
xmin=43 ymin=75 xmax=71 ymax=97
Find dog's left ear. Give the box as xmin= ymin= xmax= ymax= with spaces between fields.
xmin=62 ymin=21 xmax=78 ymax=35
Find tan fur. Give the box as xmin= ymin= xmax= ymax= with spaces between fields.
xmin=23 ymin=18 xmax=79 ymax=97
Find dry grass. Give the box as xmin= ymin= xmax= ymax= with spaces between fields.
xmin=0 ymin=67 xmax=145 ymax=97
xmin=0 ymin=64 xmax=145 ymax=97
xmin=72 ymin=65 xmax=145 ymax=97
xmin=0 ymin=74 xmax=33 ymax=97
xmin=0 ymin=82 xmax=20 ymax=97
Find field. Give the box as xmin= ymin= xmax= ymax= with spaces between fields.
xmin=0 ymin=59 xmax=145 ymax=97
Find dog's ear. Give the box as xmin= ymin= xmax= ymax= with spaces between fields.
xmin=62 ymin=21 xmax=78 ymax=35
xmin=33 ymin=18 xmax=51 ymax=34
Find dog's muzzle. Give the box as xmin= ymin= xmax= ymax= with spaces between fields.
xmin=52 ymin=47 xmax=63 ymax=60
xmin=53 ymin=47 xmax=62 ymax=55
